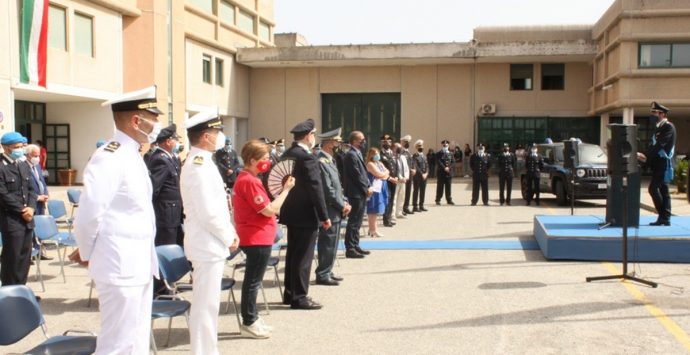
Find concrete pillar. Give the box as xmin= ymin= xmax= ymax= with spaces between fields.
xmin=623 ymin=107 xmax=635 ymax=125
xmin=600 ymin=113 xmax=610 ymax=147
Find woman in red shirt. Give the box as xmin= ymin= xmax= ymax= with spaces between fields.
xmin=232 ymin=139 xmax=294 ymax=339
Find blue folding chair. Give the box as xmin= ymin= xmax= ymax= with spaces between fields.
xmin=66 ymin=189 xmax=81 ymax=219
xmin=0 ymin=285 xmax=96 ymax=354
xmin=156 ymin=245 xmax=241 ymax=327
xmin=33 ymin=215 xmax=77 ymax=283
xmin=47 ymin=199 xmax=73 ymax=233
xmin=151 ymin=296 xmax=191 ymax=354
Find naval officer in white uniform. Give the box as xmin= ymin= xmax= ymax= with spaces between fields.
xmin=73 ymin=86 xmax=162 ymax=354
xmin=181 ymin=109 xmax=239 ymax=355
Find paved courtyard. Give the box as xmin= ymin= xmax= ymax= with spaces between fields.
xmin=4 ymin=178 xmax=690 ymax=354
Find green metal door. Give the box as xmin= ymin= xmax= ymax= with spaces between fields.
xmin=322 ymin=93 xmax=401 ymax=145
xmin=44 ymin=124 xmax=71 ymax=185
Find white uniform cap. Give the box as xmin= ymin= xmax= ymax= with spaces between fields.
xmin=185 ymin=108 xmax=224 ymax=131
xmin=415 ymin=139 xmax=424 ymax=146
xmin=101 ymin=85 xmax=162 ymax=115
xmin=401 ymin=135 xmax=412 ymax=142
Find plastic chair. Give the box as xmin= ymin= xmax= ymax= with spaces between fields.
xmin=150 ymin=295 xmax=190 ymax=354
xmin=0 ymin=285 xmax=96 ymax=354
xmin=47 ymin=199 xmax=73 ymax=233
xmin=155 ymin=245 xmax=241 ymax=328
xmin=33 ymin=215 xmax=77 ymax=283
xmin=66 ymin=189 xmax=81 ymax=219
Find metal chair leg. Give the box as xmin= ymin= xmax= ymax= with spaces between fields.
xmin=165 ymin=317 xmax=173 ymax=347
xmin=87 ymin=280 xmax=95 ymax=307
xmin=260 ymin=284 xmax=269 ymax=314
xmin=230 ymin=289 xmax=241 ymax=331
xmin=57 ymin=245 xmax=66 ymax=283
xmin=273 ymin=265 xmax=282 ymax=296
xmin=150 ymin=320 xmax=158 ymax=355
xmin=35 ymin=250 xmax=45 ymax=292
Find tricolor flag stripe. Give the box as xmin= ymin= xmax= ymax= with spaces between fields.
xmin=20 ymin=0 xmax=48 ymax=87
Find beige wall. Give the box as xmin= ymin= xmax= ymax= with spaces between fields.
xmin=249 ymin=62 xmax=593 ymax=148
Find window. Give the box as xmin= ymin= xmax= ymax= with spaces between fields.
xmin=541 ymin=63 xmax=565 ymax=90
xmin=238 ymin=10 xmax=254 ymax=34
xmin=48 ymin=5 xmax=66 ymax=50
xmin=259 ymin=21 xmax=270 ymax=42
xmin=215 ymin=58 xmax=224 ymax=86
xmin=74 ymin=13 xmax=93 ymax=57
xmin=510 ymin=64 xmax=533 ymax=90
xmin=639 ymin=43 xmax=690 ymax=68
xmin=189 ymin=0 xmax=212 ymax=13
xmin=202 ymin=55 xmax=212 ymax=84
xmin=219 ymin=1 xmax=235 ymax=24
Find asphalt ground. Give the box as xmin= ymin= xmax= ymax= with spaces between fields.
xmin=4 ymin=178 xmax=690 ymax=354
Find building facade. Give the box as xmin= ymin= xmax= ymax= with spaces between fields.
xmin=0 ymin=0 xmax=688 ymax=183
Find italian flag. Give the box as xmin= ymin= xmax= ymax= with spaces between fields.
xmin=20 ymin=0 xmax=48 ymax=87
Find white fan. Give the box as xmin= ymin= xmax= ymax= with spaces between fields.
xmin=267 ymin=158 xmax=295 ymax=199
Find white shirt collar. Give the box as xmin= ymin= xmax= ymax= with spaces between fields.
xmin=114 ymin=129 xmax=142 ymax=152
xmin=656 ymin=118 xmax=668 ymax=128
xmin=297 ymin=142 xmax=311 ymax=153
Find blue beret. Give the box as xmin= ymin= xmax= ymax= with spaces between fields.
xmin=1 ymin=132 xmax=26 ymax=145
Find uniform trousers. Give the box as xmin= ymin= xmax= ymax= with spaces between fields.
xmin=316 ymin=219 xmax=342 ymax=281
xmin=189 ymin=260 xmax=225 ymax=355
xmin=526 ymin=176 xmax=540 ymax=204
xmin=383 ymin=181 xmax=396 ymax=223
xmin=436 ymin=174 xmax=452 ymax=203
xmin=283 ymin=226 xmax=318 ymax=304
xmin=0 ymin=227 xmax=33 ymax=285
xmin=94 ymin=280 xmax=152 ymax=355
xmin=412 ymin=177 xmax=427 ymax=208
xmin=344 ymin=197 xmax=365 ymax=251
xmin=403 ymin=179 xmax=413 ymax=210
xmin=499 ymin=174 xmax=513 ymax=204
xmin=648 ymin=175 xmax=672 ymax=223
xmin=472 ymin=177 xmax=489 ymax=205
xmin=394 ymin=181 xmax=406 ymax=218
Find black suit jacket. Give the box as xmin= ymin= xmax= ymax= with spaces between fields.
xmin=279 ymin=142 xmax=329 ymax=228
xmin=147 ymin=148 xmax=183 ymax=228
xmin=27 ymin=163 xmax=48 ymax=215
xmin=645 ymin=120 xmax=676 ymax=177
xmin=342 ymin=148 xmax=370 ymax=199
xmin=0 ymin=155 xmax=37 ymax=231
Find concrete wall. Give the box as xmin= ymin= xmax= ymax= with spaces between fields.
xmin=46 ymin=102 xmax=115 ymax=183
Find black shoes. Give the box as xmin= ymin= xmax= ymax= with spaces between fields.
xmin=291 ymin=297 xmax=322 ymax=310
xmin=40 ymin=254 xmax=53 ymax=261
xmin=471 ymin=203 xmax=477 ymax=206
xmin=435 ymin=200 xmax=441 ymax=205
xmin=315 ymin=278 xmax=340 ymax=286
xmin=403 ymin=208 xmax=414 ymax=215
xmin=330 ymin=274 xmax=344 ymax=281
xmin=419 ymin=207 xmax=428 ymax=212
xmin=506 ymin=201 xmax=511 ymax=206
xmin=354 ymin=246 xmax=371 ymax=255
xmin=346 ymin=249 xmax=365 ymax=258
xmin=447 ymin=201 xmax=455 ymax=205
xmin=650 ymin=220 xmax=671 ymax=226
xmin=413 ymin=207 xmax=421 ymax=212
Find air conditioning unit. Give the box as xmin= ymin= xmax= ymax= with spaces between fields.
xmin=481 ymin=104 xmax=496 ymax=115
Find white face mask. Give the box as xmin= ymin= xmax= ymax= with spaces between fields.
xmin=30 ymin=156 xmax=40 ymax=166
xmin=308 ymin=134 xmax=316 ymax=149
xmin=214 ymin=131 xmax=226 ymax=151
xmin=531 ymin=149 xmax=538 ymax=155
xmin=137 ymin=118 xmax=162 ymax=144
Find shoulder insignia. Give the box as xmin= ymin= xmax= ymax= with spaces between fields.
xmin=319 ymin=157 xmax=330 ymax=164
xmin=193 ymin=156 xmax=204 ymax=165
xmin=104 ymin=141 xmax=120 ymax=152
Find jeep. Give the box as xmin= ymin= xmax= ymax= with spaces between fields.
xmin=521 ymin=142 xmax=608 ymax=206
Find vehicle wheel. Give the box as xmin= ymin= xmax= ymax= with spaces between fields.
xmin=555 ymin=180 xmax=568 ymax=206
xmin=521 ymin=176 xmax=528 ymax=200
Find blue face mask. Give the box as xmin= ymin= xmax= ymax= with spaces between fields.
xmin=172 ymin=143 xmax=181 ymax=154
xmin=10 ymin=148 xmax=25 ymax=160
xmin=360 ymin=140 xmax=368 ymax=152
xmin=649 ymin=115 xmax=659 ymax=125
xmin=373 ymin=154 xmax=380 ymax=161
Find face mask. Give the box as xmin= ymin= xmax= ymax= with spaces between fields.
xmin=359 ymin=140 xmax=368 ymax=152
xmin=382 ymin=143 xmax=391 ymax=150
xmin=271 ymin=148 xmax=276 ymax=155
xmin=373 ymin=154 xmax=381 ymax=161
xmin=442 ymin=147 xmax=449 ymax=153
xmin=10 ymin=148 xmax=25 ymax=160
xmin=278 ymin=145 xmax=285 ymax=153
xmin=504 ymin=148 xmax=509 ymax=153
xmin=531 ymin=149 xmax=538 ymax=155
xmin=257 ymin=159 xmax=271 ymax=173
xmin=210 ymin=131 xmax=226 ymax=151
xmin=137 ymin=118 xmax=161 ymax=144
xmin=308 ymin=135 xmax=316 ymax=149
xmin=649 ymin=114 xmax=659 ymax=124
xmin=30 ymin=156 xmax=40 ymax=165
xmin=395 ymin=148 xmax=402 ymax=154
xmin=479 ymin=149 xmax=485 ymax=155
xmin=403 ymin=142 xmax=410 ymax=149
xmin=172 ymin=143 xmax=181 ymax=154
xmin=178 ymin=145 xmax=185 ymax=153
xmin=417 ymin=147 xmax=424 ymax=153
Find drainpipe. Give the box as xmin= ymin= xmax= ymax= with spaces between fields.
xmin=167 ymin=0 xmax=173 ymax=124
xmin=470 ymin=39 xmax=478 ymax=147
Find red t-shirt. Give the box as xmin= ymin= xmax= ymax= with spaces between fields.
xmin=232 ymin=171 xmax=276 ymax=246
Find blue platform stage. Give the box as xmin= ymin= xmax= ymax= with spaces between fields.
xmin=534 ymin=215 xmax=690 ymax=263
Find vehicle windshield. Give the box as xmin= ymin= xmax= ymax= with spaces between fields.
xmin=578 ymin=144 xmax=607 ymax=164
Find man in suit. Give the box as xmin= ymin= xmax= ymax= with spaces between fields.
xmin=400 ymin=135 xmax=415 ymax=215
xmin=498 ymin=143 xmax=517 ymax=206
xmin=638 ymin=101 xmax=677 ymax=226
xmin=470 ymin=144 xmax=491 ymax=206
xmin=411 ymin=139 xmax=429 ymax=212
xmin=147 ymin=124 xmax=184 ymax=247
xmin=315 ymin=128 xmax=351 ymax=286
xmin=393 ymin=142 xmax=410 ymax=220
xmin=0 ymin=132 xmax=37 ymax=286
xmin=214 ymin=137 xmax=242 ymax=191
xmin=435 ymin=139 xmax=455 ymax=205
xmin=525 ymin=143 xmax=544 ymax=206
xmin=73 ymin=86 xmax=161 ymax=353
xmin=379 ymin=134 xmax=398 ymax=226
xmin=279 ymin=119 xmax=331 ymax=310
xmin=25 ymin=144 xmax=48 ymax=215
xmin=342 ymin=131 xmax=373 ymax=259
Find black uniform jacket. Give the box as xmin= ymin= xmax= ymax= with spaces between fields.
xmin=279 ymin=142 xmax=329 ymax=228
xmin=0 ymin=155 xmax=37 ymax=231
xmin=147 ymin=148 xmax=183 ymax=228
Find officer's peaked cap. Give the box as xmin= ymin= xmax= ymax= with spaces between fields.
xmin=102 ymin=85 xmax=163 ymax=115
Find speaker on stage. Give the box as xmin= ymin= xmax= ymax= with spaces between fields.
xmin=606 ymin=124 xmax=640 ymax=227
xmin=563 ymin=139 xmax=579 ymax=169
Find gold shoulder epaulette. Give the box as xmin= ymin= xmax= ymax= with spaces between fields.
xmin=193 ymin=156 xmax=204 ymax=165
xmin=319 ymin=157 xmax=330 ymax=164
xmin=104 ymin=141 xmax=120 ymax=152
